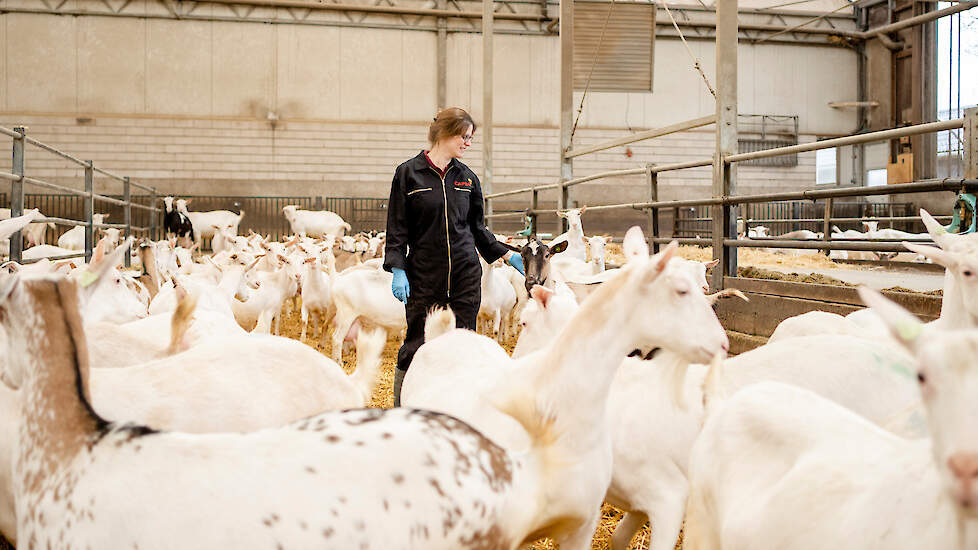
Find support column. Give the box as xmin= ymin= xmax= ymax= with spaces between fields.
xmin=559 ymin=0 xmax=573 ymax=233
xmin=965 ymin=107 xmax=978 ymax=180
xmin=437 ymin=0 xmax=447 ymax=109
xmin=123 ymin=176 xmax=132 ymax=267
xmin=84 ymin=161 xmax=94 ymax=264
xmin=483 ymin=0 xmax=494 ymax=229
xmin=647 ymin=163 xmax=659 ymax=253
xmin=712 ymin=0 xmax=738 ymax=291
xmin=10 ymin=128 xmax=25 ymax=263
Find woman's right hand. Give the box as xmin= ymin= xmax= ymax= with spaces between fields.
xmin=392 ymin=268 xmax=410 ymax=303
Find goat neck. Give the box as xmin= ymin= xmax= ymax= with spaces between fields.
xmin=1 ymin=279 xmax=108 ymax=490
xmin=938 ymin=271 xmax=977 ymax=330
xmin=512 ymin=267 xmax=645 ymax=454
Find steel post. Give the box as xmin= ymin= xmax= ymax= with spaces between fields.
xmin=150 ymin=189 xmax=158 ymax=241
xmin=712 ymin=0 xmax=738 ymax=290
xmin=9 ymin=127 xmax=26 ymax=263
xmin=559 ymin=0 xmax=573 ymax=233
xmin=647 ymin=163 xmax=659 ymax=253
xmin=437 ymin=0 xmax=447 ymax=108
xmin=821 ymin=197 xmax=833 ymax=255
xmin=123 ymin=176 xmax=132 ymax=267
xmin=965 ymin=107 xmax=978 ymax=180
xmin=483 ymin=0 xmax=495 ymax=231
xmin=530 ymin=189 xmax=539 ymax=238
xmin=84 ymin=161 xmax=94 ymax=264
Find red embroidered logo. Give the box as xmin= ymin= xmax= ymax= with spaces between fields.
xmin=454 ymin=179 xmax=473 ymax=188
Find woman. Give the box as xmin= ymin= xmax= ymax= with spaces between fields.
xmin=384 ymin=107 xmax=524 ymax=406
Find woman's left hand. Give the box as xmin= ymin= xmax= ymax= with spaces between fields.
xmin=506 ymin=252 xmax=525 ymax=276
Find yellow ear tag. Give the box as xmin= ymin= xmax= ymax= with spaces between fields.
xmin=896 ymin=321 xmax=922 ymax=342
xmin=78 ymin=270 xmax=98 ymax=288
xmin=935 ymin=226 xmax=948 ymax=235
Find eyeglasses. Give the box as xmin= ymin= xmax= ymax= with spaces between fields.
xmin=460 ymin=134 xmax=474 ymax=144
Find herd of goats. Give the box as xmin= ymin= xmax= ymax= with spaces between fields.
xmin=0 ymin=198 xmax=974 ymax=550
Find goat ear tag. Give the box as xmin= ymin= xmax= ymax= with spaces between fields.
xmin=78 ymin=270 xmax=98 ymax=288
xmin=895 ymin=320 xmax=922 ymax=343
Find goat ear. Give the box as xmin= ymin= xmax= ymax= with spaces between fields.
xmin=903 ymin=242 xmax=955 ymax=268
xmin=0 ymin=272 xmax=18 ymax=307
xmin=703 ymin=259 xmax=720 ymax=269
xmin=622 ymin=226 xmax=649 ymax=262
xmin=529 ymin=285 xmax=554 ymax=309
xmin=556 ymin=210 xmax=568 ymax=218
xmin=644 ymin=241 xmax=678 ymax=283
xmin=92 ymin=237 xmax=108 ymax=265
xmin=857 ymin=286 xmax=923 ymax=353
xmin=579 ymin=205 xmax=587 ymax=215
xmin=920 ymin=208 xmax=954 ymax=249
xmin=549 ymin=240 xmax=569 ymax=255
xmin=500 ymin=242 xmax=522 ymax=253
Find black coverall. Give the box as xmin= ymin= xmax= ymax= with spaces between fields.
xmin=384 ymin=151 xmax=510 ymax=372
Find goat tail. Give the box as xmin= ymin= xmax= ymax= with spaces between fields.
xmin=492 ymin=391 xmax=565 ymax=473
xmin=350 ymin=327 xmax=387 ymax=403
xmin=341 ymin=222 xmax=352 ymax=236
xmin=700 ymin=352 xmax=727 ymax=422
xmin=167 ymin=288 xmax=198 ymax=355
xmin=424 ymin=307 xmax=456 ymax=342
xmin=237 ymin=209 xmax=245 ymax=221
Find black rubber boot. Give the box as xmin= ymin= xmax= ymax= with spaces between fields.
xmin=393 ymin=367 xmax=406 ymax=407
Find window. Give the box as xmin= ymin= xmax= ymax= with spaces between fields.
xmin=815 ymin=148 xmax=837 ymax=185
xmin=866 ymin=169 xmax=887 ymax=187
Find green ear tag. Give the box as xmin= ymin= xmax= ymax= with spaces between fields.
xmin=78 ymin=270 xmax=98 ymax=288
xmin=896 ymin=321 xmax=922 ymax=342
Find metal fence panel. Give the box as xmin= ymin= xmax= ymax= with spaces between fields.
xmin=673 ymin=200 xmax=915 ymax=238
xmin=2 ymin=193 xmax=390 ymax=250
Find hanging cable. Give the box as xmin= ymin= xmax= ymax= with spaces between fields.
xmin=570 ymin=0 xmax=617 ymax=141
xmin=661 ymin=0 xmax=717 ymax=98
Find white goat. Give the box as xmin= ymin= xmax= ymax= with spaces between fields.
xmin=511 ymin=284 xmax=579 ymax=358
xmin=329 ymin=266 xmax=406 ymax=362
xmin=586 ymin=235 xmax=610 ymax=272
xmin=300 ymin=245 xmax=336 ymax=343
xmin=177 ymin=199 xmax=244 ymax=250
xmin=548 ymin=206 xmax=588 ymax=262
xmin=604 ymin=334 xmax=926 ymax=550
xmin=770 ymin=209 xmax=978 ymax=343
xmin=683 ymin=287 xmax=978 ymax=550
xmin=0 ymin=208 xmax=53 ymax=248
xmin=282 ymin=205 xmax=351 ymax=238
xmin=478 ymin=257 xmax=517 ymax=342
xmin=403 ymin=228 xmax=729 ymax=549
xmin=4 ymin=273 xmax=588 ymax=549
xmin=57 ymin=214 xmax=107 ymax=250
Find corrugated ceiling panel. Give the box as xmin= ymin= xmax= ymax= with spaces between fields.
xmin=573 ymin=2 xmax=655 ymax=92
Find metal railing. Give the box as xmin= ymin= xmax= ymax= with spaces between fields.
xmin=2 ymin=126 xmax=161 ymax=265
xmin=483 ymin=106 xmax=978 ymax=289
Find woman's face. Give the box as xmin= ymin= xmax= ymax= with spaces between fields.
xmin=447 ymin=125 xmax=474 ymax=159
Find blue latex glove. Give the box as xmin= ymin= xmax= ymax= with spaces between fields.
xmin=392 ymin=267 xmax=410 ymax=304
xmin=507 ymin=253 xmax=525 ymax=276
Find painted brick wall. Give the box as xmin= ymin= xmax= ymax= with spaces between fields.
xmin=0 ymin=113 xmax=819 ymax=234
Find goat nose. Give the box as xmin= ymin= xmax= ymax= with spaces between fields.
xmin=949 ymin=452 xmax=978 ymax=507
xmin=949 ymin=453 xmax=978 ymax=481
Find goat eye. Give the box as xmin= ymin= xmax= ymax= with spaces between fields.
xmin=917 ymin=372 xmax=926 ymax=385
xmin=964 ymin=269 xmax=974 ymax=278
xmin=677 ymin=289 xmax=688 ymax=296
